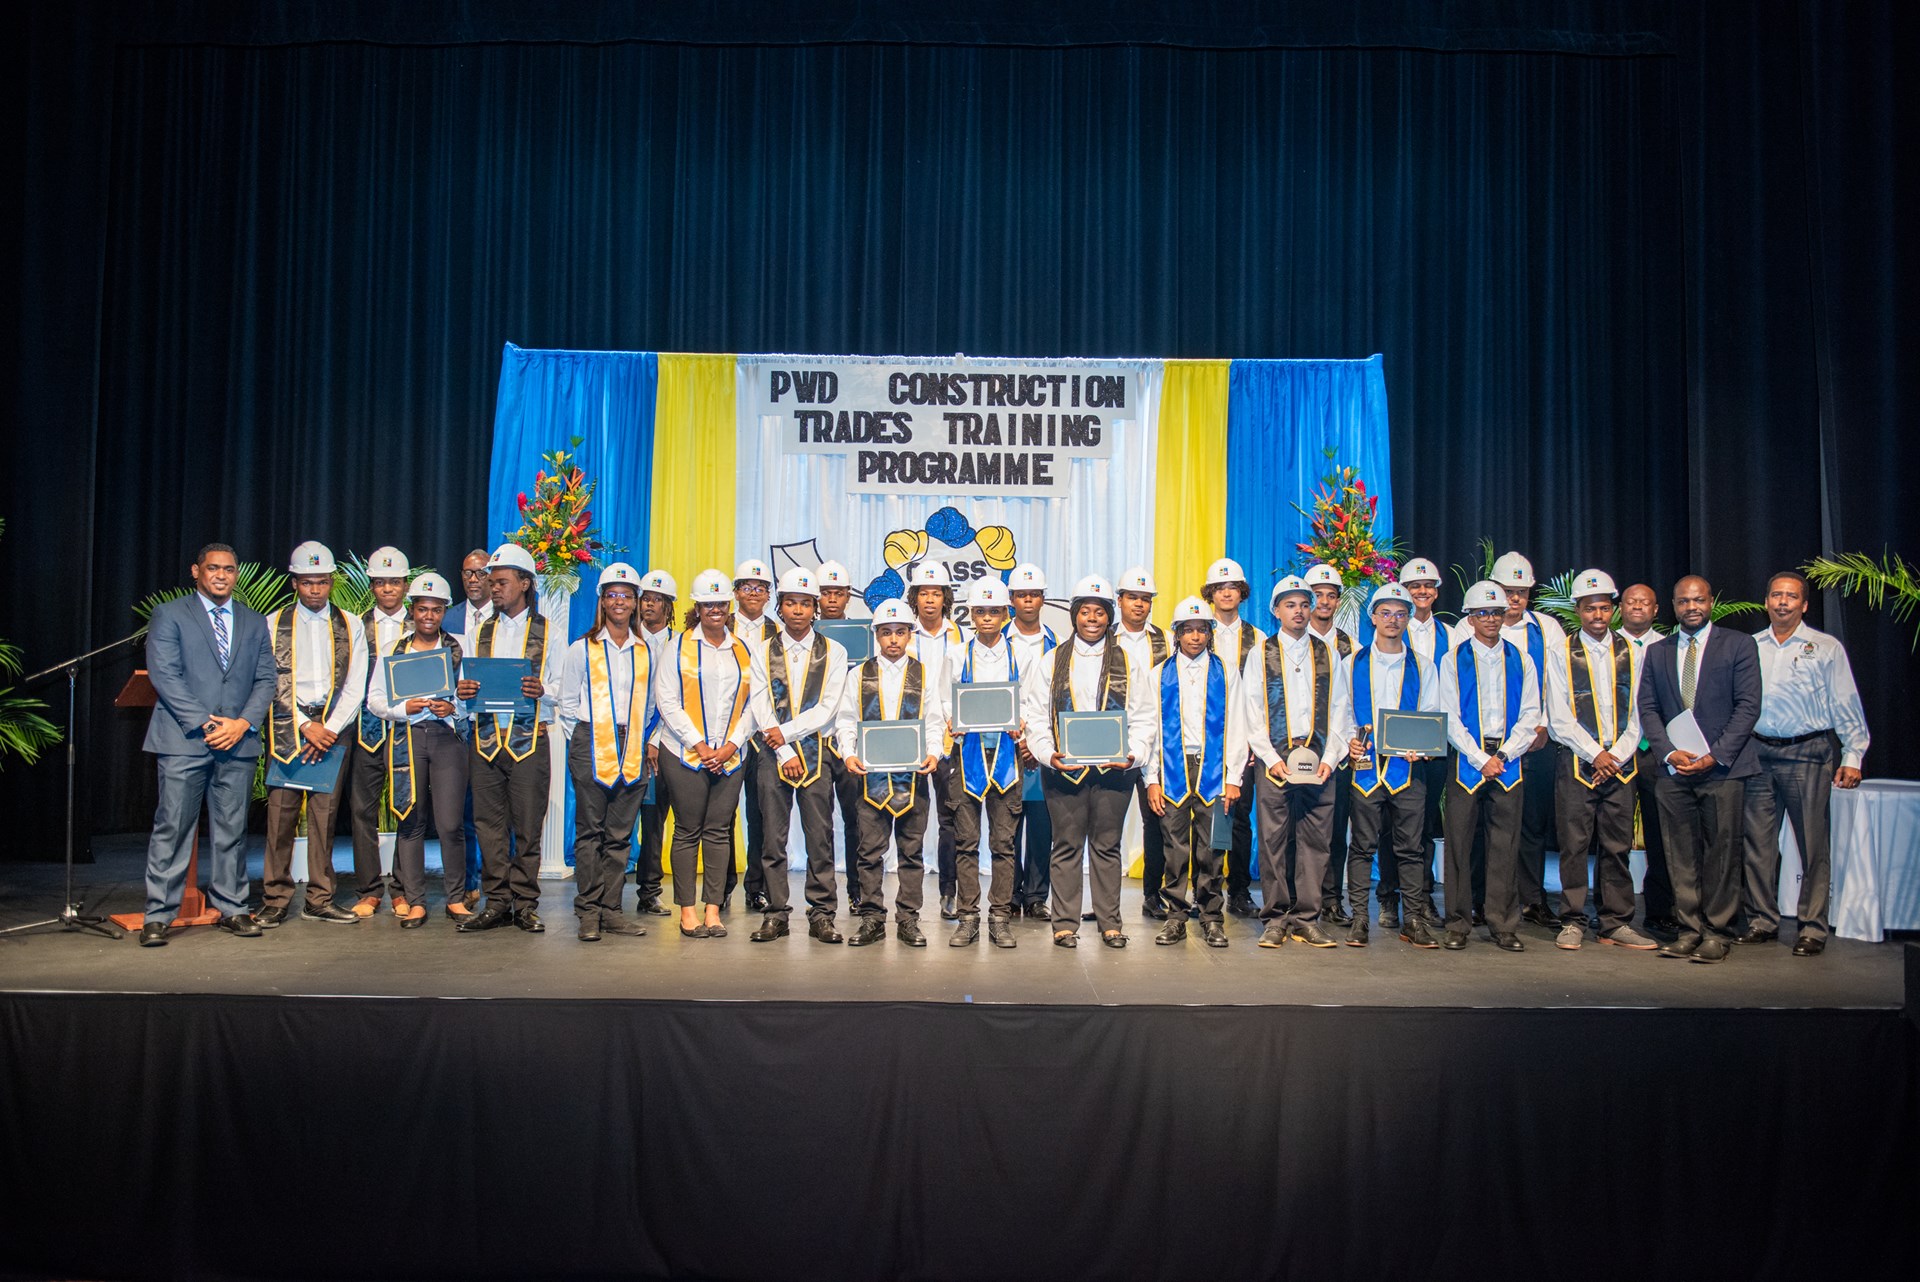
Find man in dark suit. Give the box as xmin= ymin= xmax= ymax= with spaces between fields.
xmin=138 ymin=543 xmax=277 ymax=946
xmin=1637 ymin=575 xmax=1762 ymax=963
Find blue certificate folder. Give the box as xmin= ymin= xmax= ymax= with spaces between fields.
xmin=816 ymin=620 xmax=872 ymax=663
xmin=463 ymin=657 xmax=535 ymax=719
xmin=384 ymin=650 xmax=453 ymax=702
xmin=265 ymin=743 xmax=346 ymax=794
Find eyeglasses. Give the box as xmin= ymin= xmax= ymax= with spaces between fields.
xmin=602 ymin=589 xmax=636 ymax=602
xmin=461 ymin=569 xmax=490 ymax=579
xmin=736 ymin=583 xmax=769 ymax=595
xmin=1374 ymin=609 xmax=1409 ymax=623
xmin=1468 ymin=609 xmax=1504 ymax=620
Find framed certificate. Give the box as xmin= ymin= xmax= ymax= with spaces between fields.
xmin=265 ymin=744 xmax=346 ymax=794
xmin=1056 ymin=710 xmax=1128 ymax=767
xmin=950 ymin=681 xmax=1020 ymax=734
xmin=1376 ymin=709 xmax=1449 ymax=757
xmin=816 ymin=620 xmax=872 ymax=663
xmin=857 ymin=719 xmax=926 ymax=771
xmin=384 ymin=650 xmax=453 ymax=702
xmin=462 ymin=657 xmax=534 ymax=718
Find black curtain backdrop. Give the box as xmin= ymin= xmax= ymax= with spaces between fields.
xmin=2 ymin=0 xmax=1914 ymax=848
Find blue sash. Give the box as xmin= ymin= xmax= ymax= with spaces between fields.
xmin=1352 ymin=647 xmax=1420 ymax=795
xmin=958 ymin=639 xmax=1021 ymax=799
xmin=1455 ymin=641 xmax=1524 ymax=792
xmin=1158 ymin=655 xmax=1226 ymax=805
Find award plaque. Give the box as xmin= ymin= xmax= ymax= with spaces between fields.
xmin=1376 ymin=709 xmax=1448 ymax=758
xmin=1284 ymin=745 xmax=1323 ymax=785
xmin=1056 ymin=710 xmax=1128 ymax=767
xmin=950 ymin=682 xmax=1020 ymax=735
xmin=857 ymin=719 xmax=926 ymax=771
xmin=816 ymin=620 xmax=872 ymax=663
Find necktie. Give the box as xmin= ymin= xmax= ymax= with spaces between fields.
xmin=213 ymin=606 xmax=231 ymax=671
xmin=1680 ymin=635 xmax=1697 ymax=710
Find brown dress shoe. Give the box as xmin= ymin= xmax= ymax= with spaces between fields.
xmin=352 ymin=897 xmax=380 ymax=919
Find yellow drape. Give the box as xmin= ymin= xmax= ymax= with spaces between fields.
xmin=1150 ymin=360 xmax=1231 ymax=628
xmin=650 ymin=353 xmax=748 ymax=875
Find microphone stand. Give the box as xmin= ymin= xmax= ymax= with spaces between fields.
xmin=0 ymin=631 xmax=147 ymax=939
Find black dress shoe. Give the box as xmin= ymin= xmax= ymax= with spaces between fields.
xmin=1052 ymin=930 xmax=1078 ymax=948
xmin=1471 ymin=908 xmax=1487 ymax=928
xmin=1142 ymin=897 xmax=1169 ymax=921
xmin=400 ymin=911 xmax=427 ymax=930
xmin=1399 ymin=919 xmax=1440 ymax=949
xmin=1323 ymin=904 xmax=1353 ymax=928
xmin=255 ymin=905 xmax=288 ymax=929
xmin=1023 ymin=901 xmax=1052 ymax=921
xmin=514 ymin=909 xmax=546 ymax=933
xmin=599 ymin=912 xmax=646 ymax=936
xmin=704 ymin=920 xmax=728 ymax=938
xmin=1227 ymin=894 xmax=1257 ymax=918
xmin=304 ymin=903 xmax=359 ymax=924
xmin=1644 ymin=915 xmax=1680 ymax=939
xmin=1343 ymin=921 xmax=1369 ymax=947
xmin=577 ymin=916 xmax=602 ymax=942
xmin=679 ymin=923 xmax=709 ymax=939
xmin=1691 ymin=935 xmax=1732 ymax=964
xmin=1442 ymin=930 xmax=1468 ymax=951
xmin=808 ymin=917 xmax=844 ymax=944
xmin=635 ymin=897 xmax=672 ymax=917
xmin=1520 ymin=902 xmax=1556 ymax=928
xmin=1155 ymin=919 xmax=1188 ymax=945
xmin=1657 ymin=934 xmax=1701 ymax=959
xmin=939 ymin=894 xmax=959 ymax=921
xmin=1491 ymin=932 xmax=1525 ymax=952
xmin=139 ymin=921 xmax=169 ymax=947
xmin=987 ymin=916 xmax=1017 ymax=949
xmin=1377 ymin=906 xmax=1402 ymax=931
xmin=1101 ymin=931 xmax=1128 ymax=949
xmin=750 ymin=915 xmax=791 ymax=942
xmin=847 ymin=917 xmax=886 ymax=947
xmin=1200 ymin=920 xmax=1229 ymax=948
xmin=1734 ymin=925 xmax=1778 ymax=945
xmin=897 ymin=919 xmax=927 ymax=947
xmin=1291 ymin=922 xmax=1337 ymax=948
xmin=216 ymin=913 xmax=264 ymax=938
xmin=746 ymin=892 xmax=770 ymax=913
xmin=458 ymin=905 xmax=514 ymax=932
xmin=1791 ymin=934 xmax=1826 ymax=956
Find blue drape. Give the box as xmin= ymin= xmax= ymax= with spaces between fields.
xmin=487 ymin=343 xmax=658 ymax=638
xmin=1224 ymin=356 xmax=1396 ymax=642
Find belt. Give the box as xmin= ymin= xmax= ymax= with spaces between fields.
xmin=1481 ymin=736 xmax=1504 ymax=755
xmin=1755 ymin=729 xmax=1829 ymax=747
xmin=297 ymin=701 xmax=327 ymax=718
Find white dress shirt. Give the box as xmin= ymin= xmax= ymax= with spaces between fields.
xmin=1544 ymin=630 xmax=1644 ymax=764
xmin=1440 ymin=636 xmax=1543 ymax=770
xmin=833 ymin=653 xmax=948 ymax=760
xmin=749 ymin=626 xmax=851 ymax=765
xmin=1243 ymin=630 xmax=1356 ymax=771
xmin=1112 ymin=620 xmax=1166 ymax=670
xmin=1752 ymin=623 xmax=1870 ymax=768
xmin=286 ymin=603 xmax=368 ymax=735
xmin=912 ymin=619 xmax=960 ymax=682
xmin=1405 ymin=613 xmax=1450 ymax=664
xmin=364 ymin=605 xmax=409 ymax=665
xmin=654 ymin=628 xmax=757 ymax=760
xmin=1006 ymin=621 xmax=1057 ymax=675
xmin=1306 ymin=620 xmax=1357 ymax=657
xmin=1616 ymin=625 xmax=1663 ymax=652
xmin=1343 ymin=645 xmax=1442 ymax=736
xmin=475 ymin=602 xmax=564 ymax=724
xmin=1020 ymin=636 xmax=1156 ymax=765
xmin=558 ymin=631 xmax=650 ymax=738
xmin=1210 ymin=617 xmax=1266 ymax=669
xmin=1142 ymin=650 xmax=1249 ymax=787
xmin=366 ymin=633 xmax=462 ymax=730
xmin=733 ymin=610 xmax=778 ymax=649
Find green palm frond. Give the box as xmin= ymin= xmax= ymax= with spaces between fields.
xmin=0 ymin=690 xmax=60 ymax=767
xmin=1708 ymin=598 xmax=1763 ymax=625
xmin=1805 ymin=550 xmax=1920 ymax=648
xmin=1446 ymin=537 xmax=1497 ymax=609
xmin=134 ymin=561 xmax=291 ymax=628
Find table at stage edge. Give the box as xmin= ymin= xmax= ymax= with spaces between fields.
xmin=1821 ymin=778 xmax=1920 ymax=943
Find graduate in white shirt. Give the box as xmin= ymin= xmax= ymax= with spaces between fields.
xmin=811 ymin=560 xmax=868 ymax=915
xmin=1022 ymin=575 xmax=1156 ymax=948
xmin=1616 ymin=581 xmax=1674 ymax=934
xmin=1438 ymin=580 xmax=1543 ymax=952
xmin=906 ymin=560 xmax=966 ymax=922
xmin=652 ymin=569 xmax=756 ymax=939
xmin=1004 ymin=562 xmax=1059 ymax=918
xmin=1303 ymin=563 xmax=1361 ymax=928
xmin=1245 ymin=576 xmax=1355 ymax=948
xmin=259 ymin=541 xmax=367 ymax=926
xmin=745 ymin=567 xmax=851 ymax=945
xmin=346 ymin=545 xmax=415 ymax=919
xmin=1392 ymin=556 xmax=1451 ymax=932
xmin=835 ymin=599 xmax=947 ymax=947
xmin=1113 ymin=566 xmax=1173 ymax=921
xmin=1739 ymin=570 xmax=1870 ymax=955
xmin=452 ymin=543 xmax=566 ymax=933
xmin=1339 ymin=583 xmax=1443 ymax=948
xmin=629 ymin=568 xmax=679 ymax=918
xmin=558 ymin=563 xmax=655 ymax=942
xmin=942 ymin=580 xmax=1027 ymax=948
xmin=1544 ymin=571 xmax=1657 ymax=951
xmin=729 ymin=557 xmax=778 ymax=913
xmin=1143 ymin=596 xmax=1247 ymax=948
xmin=365 ymin=573 xmax=466 ymax=930
xmin=1202 ymin=556 xmax=1267 ymax=917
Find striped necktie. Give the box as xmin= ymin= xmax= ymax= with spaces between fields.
xmin=212 ymin=605 xmax=231 ymax=671
xmin=1680 ymin=634 xmax=1697 ymax=710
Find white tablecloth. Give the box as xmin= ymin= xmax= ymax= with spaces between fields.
xmin=1811 ymin=778 xmax=1920 ymax=942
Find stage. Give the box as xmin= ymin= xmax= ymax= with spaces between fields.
xmin=3 ymin=841 xmax=1916 ymax=1282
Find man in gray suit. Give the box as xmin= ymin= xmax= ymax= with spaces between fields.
xmin=138 ymin=543 xmax=277 ymax=946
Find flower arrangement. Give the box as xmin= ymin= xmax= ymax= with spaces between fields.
xmin=1292 ymin=455 xmax=1402 ymax=587
xmin=506 ymin=437 xmax=619 ymax=584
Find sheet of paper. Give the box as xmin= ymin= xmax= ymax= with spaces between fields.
xmin=1667 ymin=708 xmax=1710 ymax=757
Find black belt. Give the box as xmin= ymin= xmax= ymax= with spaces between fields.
xmin=297 ymin=701 xmax=327 ymax=718
xmin=1755 ymin=729 xmax=1830 ymax=747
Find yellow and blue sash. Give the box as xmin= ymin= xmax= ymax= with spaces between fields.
xmin=679 ymin=630 xmax=751 ymax=775
xmin=768 ymin=632 xmax=831 ymax=787
xmin=957 ymin=639 xmax=1021 ymax=799
xmin=357 ymin=611 xmax=403 ymax=751
xmin=588 ymin=636 xmax=652 ymax=788
xmin=1049 ymin=640 xmax=1129 ymax=784
xmin=1157 ymin=654 xmax=1226 ymax=806
xmin=386 ymin=633 xmax=464 ymax=819
xmin=1352 ymin=647 xmax=1420 ymax=796
xmin=475 ymin=611 xmax=549 ymax=762
xmin=859 ymin=657 xmax=923 ymax=815
xmin=267 ymin=604 xmax=351 ymax=765
xmin=1568 ymin=632 xmax=1638 ymax=787
xmin=1456 ymin=640 xmax=1524 ymax=792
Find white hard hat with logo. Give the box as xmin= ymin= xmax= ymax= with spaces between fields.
xmin=1117 ymin=566 xmax=1157 ymax=596
xmin=488 ymin=543 xmax=537 ymax=576
xmin=966 ymin=580 xmax=1010 ymax=610
xmin=1170 ymin=596 xmax=1213 ymax=629
xmin=1571 ymin=568 xmax=1619 ymax=600
xmin=870 ymin=599 xmax=914 ymax=630
xmin=733 ymin=558 xmax=773 ymax=586
xmin=289 ymin=541 xmax=337 ymax=575
xmin=1270 ymin=575 xmax=1312 ymax=610
xmin=1007 ymin=563 xmax=1047 ymax=592
xmin=1204 ymin=557 xmax=1248 ymax=587
xmin=1398 ymin=557 xmax=1441 ymax=586
xmin=598 ymin=562 xmax=641 ymax=593
xmin=408 ymin=572 xmax=451 ymax=603
xmin=1462 ymin=580 xmax=1506 ymax=611
xmin=1491 ymin=552 xmax=1536 ymax=589
xmin=816 ymin=561 xmax=852 ymax=588
xmin=907 ymin=561 xmax=953 ymax=588
xmin=366 ymin=546 xmax=411 ymax=580
xmin=1369 ymin=582 xmax=1413 ymax=611
xmin=1304 ymin=563 xmax=1343 ymax=589
xmin=639 ymin=569 xmax=678 ymax=598
xmin=775 ymin=566 xmax=820 ymax=598
xmin=691 ymin=569 xmax=733 ymax=604
xmin=1071 ymin=574 xmax=1115 ymax=606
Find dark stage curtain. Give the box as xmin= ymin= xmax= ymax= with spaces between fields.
xmin=2 ymin=2 xmax=1915 ymax=849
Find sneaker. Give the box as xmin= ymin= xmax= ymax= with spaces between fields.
xmin=1555 ymin=922 xmax=1584 ymax=951
xmin=1601 ymin=925 xmax=1659 ymax=951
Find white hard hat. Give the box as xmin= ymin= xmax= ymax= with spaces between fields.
xmin=869 ymin=598 xmax=914 ymax=630
xmin=1491 ymin=551 xmax=1536 ymax=589
xmin=1398 ymin=557 xmax=1442 ymax=586
xmin=366 ymin=546 xmax=411 ymax=580
xmin=733 ymin=558 xmax=773 ymax=585
xmin=775 ymin=566 xmax=820 ymax=598
xmin=1007 ymin=563 xmax=1048 ymax=592
xmin=907 ymin=560 xmax=953 ymax=588
xmin=966 ymin=580 xmax=1010 ymax=610
xmin=289 ymin=541 xmax=337 ymax=575
xmin=1570 ymin=568 xmax=1619 ymax=600
xmin=1204 ymin=557 xmax=1248 ymax=587
xmin=598 ymin=562 xmax=642 ymax=593
xmin=1169 ymin=596 xmax=1213 ymax=628
xmin=488 ymin=543 xmax=537 ymax=576
xmin=1303 ymin=563 xmax=1343 ymax=589
xmin=690 ymin=569 xmax=733 ymax=604
xmin=1462 ymin=580 xmax=1505 ymax=611
xmin=639 ymin=568 xmax=678 ymax=598
xmin=407 ymin=572 xmax=451 ymax=603
xmin=1070 ymin=574 xmax=1115 ymax=605
xmin=816 ymin=560 xmax=852 ymax=588
xmin=1270 ymin=575 xmax=1312 ymax=610
xmin=1117 ymin=566 xmax=1157 ymax=596
xmin=1369 ymin=582 xmax=1413 ymax=612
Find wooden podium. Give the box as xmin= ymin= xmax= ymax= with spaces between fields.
xmin=108 ymin=670 xmax=221 ymax=931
